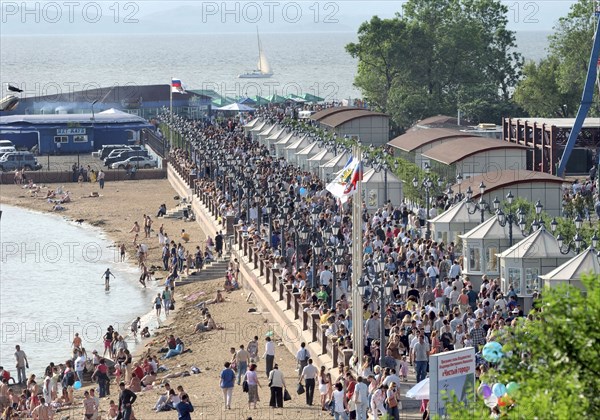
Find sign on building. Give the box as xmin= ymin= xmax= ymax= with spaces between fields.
xmin=429 ymin=347 xmax=476 ymax=416
xmin=57 ymin=128 xmax=86 ymax=135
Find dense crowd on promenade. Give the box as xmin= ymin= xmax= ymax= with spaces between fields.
xmin=163 ymin=105 xmax=540 ymax=419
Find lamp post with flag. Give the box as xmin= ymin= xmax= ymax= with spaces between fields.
xmin=169 ymin=78 xmax=186 ymax=147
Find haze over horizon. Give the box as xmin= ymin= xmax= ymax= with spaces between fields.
xmin=0 ymin=1 xmax=579 ymax=35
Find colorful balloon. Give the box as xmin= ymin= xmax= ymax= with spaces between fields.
xmin=492 ymin=383 xmax=507 ymax=398
xmin=480 ymin=384 xmax=492 ymax=398
xmin=299 ymin=187 xmax=307 ymax=196
xmin=482 ymin=341 xmax=504 ymax=362
xmin=73 ymin=381 xmax=82 ymax=390
xmin=506 ymin=381 xmax=519 ymax=396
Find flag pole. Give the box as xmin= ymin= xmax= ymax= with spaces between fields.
xmin=169 ymin=78 xmax=173 ymax=147
xmin=351 ymin=143 xmax=364 ymax=366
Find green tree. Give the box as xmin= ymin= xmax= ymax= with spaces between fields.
xmin=346 ymin=0 xmax=522 ymax=130
xmin=514 ymin=0 xmax=599 ymax=117
xmin=446 ymin=274 xmax=600 ymax=418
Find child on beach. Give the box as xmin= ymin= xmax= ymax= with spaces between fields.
xmin=108 ymin=400 xmax=118 ymax=419
xmin=114 ymin=364 xmax=122 ymax=385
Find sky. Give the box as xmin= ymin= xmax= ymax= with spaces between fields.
xmin=0 ymin=1 xmax=581 ymax=35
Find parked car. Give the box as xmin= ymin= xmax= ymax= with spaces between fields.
xmin=104 ymin=150 xmax=149 ymax=167
xmin=0 ymin=151 xmax=42 ymax=171
xmin=110 ymin=156 xmax=158 ymax=169
xmin=100 ymin=144 xmax=129 ymax=159
xmin=99 ymin=144 xmax=144 ymax=160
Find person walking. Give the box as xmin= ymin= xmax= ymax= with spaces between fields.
xmin=411 ymin=334 xmax=430 ymax=384
xmin=154 ymin=293 xmax=163 ymax=318
xmin=353 ymin=376 xmax=369 ymax=420
xmin=220 ymin=362 xmax=235 ymax=410
xmin=245 ymin=363 xmax=261 ymax=409
xmin=299 ymin=358 xmax=318 ymax=406
xmin=267 ymin=364 xmax=286 ymax=408
xmin=296 ymin=342 xmax=310 ymax=380
xmin=97 ymin=169 xmax=105 ymax=189
xmin=332 ymin=382 xmax=349 ymax=420
xmin=14 ymin=345 xmax=28 ymax=385
xmin=263 ymin=337 xmax=275 ymax=377
xmin=236 ymin=344 xmax=250 ymax=385
xmin=118 ymin=381 xmax=137 ymax=420
xmin=176 ymin=393 xmax=194 ymax=420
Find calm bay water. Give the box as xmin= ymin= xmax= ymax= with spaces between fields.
xmin=0 ymin=31 xmax=550 ymax=102
xmin=0 ymin=205 xmax=160 ymax=378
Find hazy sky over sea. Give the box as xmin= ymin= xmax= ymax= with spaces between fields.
xmin=0 ymin=1 xmax=580 ymax=35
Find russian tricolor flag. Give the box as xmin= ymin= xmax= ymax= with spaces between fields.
xmin=171 ymin=78 xmax=186 ymax=94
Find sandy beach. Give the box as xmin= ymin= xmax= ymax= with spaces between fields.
xmin=1 ymin=179 xmax=324 ymax=419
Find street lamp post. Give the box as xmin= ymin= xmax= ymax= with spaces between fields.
xmin=465 ymin=182 xmax=495 ymax=223
xmin=494 ymin=191 xmax=517 ymax=246
xmin=553 ymin=215 xmax=597 ymax=254
xmin=357 ymin=257 xmax=393 ymax=367
xmin=412 ymin=164 xmax=434 ymax=239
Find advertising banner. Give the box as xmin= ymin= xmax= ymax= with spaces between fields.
xmin=429 ymin=347 xmax=476 ymax=416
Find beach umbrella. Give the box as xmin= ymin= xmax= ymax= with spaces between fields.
xmin=216 ymin=103 xmax=255 ymax=112
xmin=302 ymin=93 xmax=324 ymax=103
xmin=406 ymin=378 xmax=429 ymax=400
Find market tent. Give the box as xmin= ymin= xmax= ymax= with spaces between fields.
xmin=251 ymin=95 xmax=270 ymax=106
xmin=217 ymin=103 xmax=255 ymax=112
xmin=211 ymin=97 xmax=235 ymax=107
xmin=406 ymin=378 xmax=429 ymax=400
xmin=265 ymin=94 xmax=287 ymax=104
xmin=302 ymin=93 xmax=324 ymax=102
xmin=237 ymin=97 xmax=256 ymax=105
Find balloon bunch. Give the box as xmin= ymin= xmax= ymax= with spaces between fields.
xmin=479 ymin=381 xmax=519 ymax=408
xmin=482 ymin=341 xmax=503 ymax=363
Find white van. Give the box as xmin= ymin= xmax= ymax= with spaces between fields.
xmin=0 ymin=140 xmax=16 ymax=154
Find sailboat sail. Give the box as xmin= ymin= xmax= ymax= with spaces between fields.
xmin=257 ymin=32 xmax=272 ymax=75
xmin=239 ymin=28 xmax=273 ymax=78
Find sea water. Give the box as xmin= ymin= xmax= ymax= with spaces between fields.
xmin=0 ymin=204 xmax=161 ymax=378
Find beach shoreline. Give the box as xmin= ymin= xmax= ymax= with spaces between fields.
xmin=1 ymin=179 xmax=318 ymax=419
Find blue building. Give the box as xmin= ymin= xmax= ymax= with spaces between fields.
xmin=0 ymin=109 xmax=154 ymax=154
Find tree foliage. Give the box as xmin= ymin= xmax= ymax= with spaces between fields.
xmin=346 ymin=0 xmax=522 ymax=130
xmin=514 ymin=0 xmax=599 ymax=117
xmin=446 ymin=274 xmax=600 ymax=418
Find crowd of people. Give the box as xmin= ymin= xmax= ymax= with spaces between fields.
xmin=161 ymin=104 xmax=547 ymax=418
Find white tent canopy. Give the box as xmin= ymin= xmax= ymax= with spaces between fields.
xmin=361 ymin=168 xmax=403 ymax=208
xmin=217 ymin=102 xmax=255 ymax=112
xmin=540 ymin=246 xmax=600 ymax=290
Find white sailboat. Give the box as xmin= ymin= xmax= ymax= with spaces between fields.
xmin=238 ymin=29 xmax=273 ymax=79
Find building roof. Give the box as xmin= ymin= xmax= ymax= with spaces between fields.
xmin=266 ymin=128 xmax=286 ymax=141
xmin=23 ymin=84 xmax=211 ymax=104
xmin=308 ymin=149 xmax=334 ymax=162
xmin=285 ymin=136 xmax=309 ymax=150
xmin=244 ymin=118 xmax=260 ymax=129
xmin=450 ymin=170 xmax=566 ymax=200
xmin=387 ymin=128 xmax=474 ymax=152
xmin=414 ymin=115 xmax=463 ymax=129
xmin=0 ymin=112 xmax=148 ymax=125
xmin=321 ymin=152 xmax=350 ymax=168
xmin=539 ymin=247 xmax=600 ymax=282
xmin=296 ymin=142 xmax=321 ymax=156
xmin=362 ymin=168 xmax=401 ymax=184
xmin=275 ymin=132 xmax=295 ymax=145
xmin=319 ymin=109 xmax=388 ymax=128
xmin=250 ymin=121 xmax=267 ymax=132
xmin=459 ymin=215 xmax=514 ymax=240
xmin=497 ymin=227 xmax=575 ymax=259
xmin=422 ymin=138 xmax=527 ymax=165
xmin=429 ymin=200 xmax=491 ymax=224
xmin=258 ymin=124 xmax=277 ymax=137
xmin=506 ymin=117 xmax=600 ymax=129
xmin=310 ymin=106 xmax=361 ymax=121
